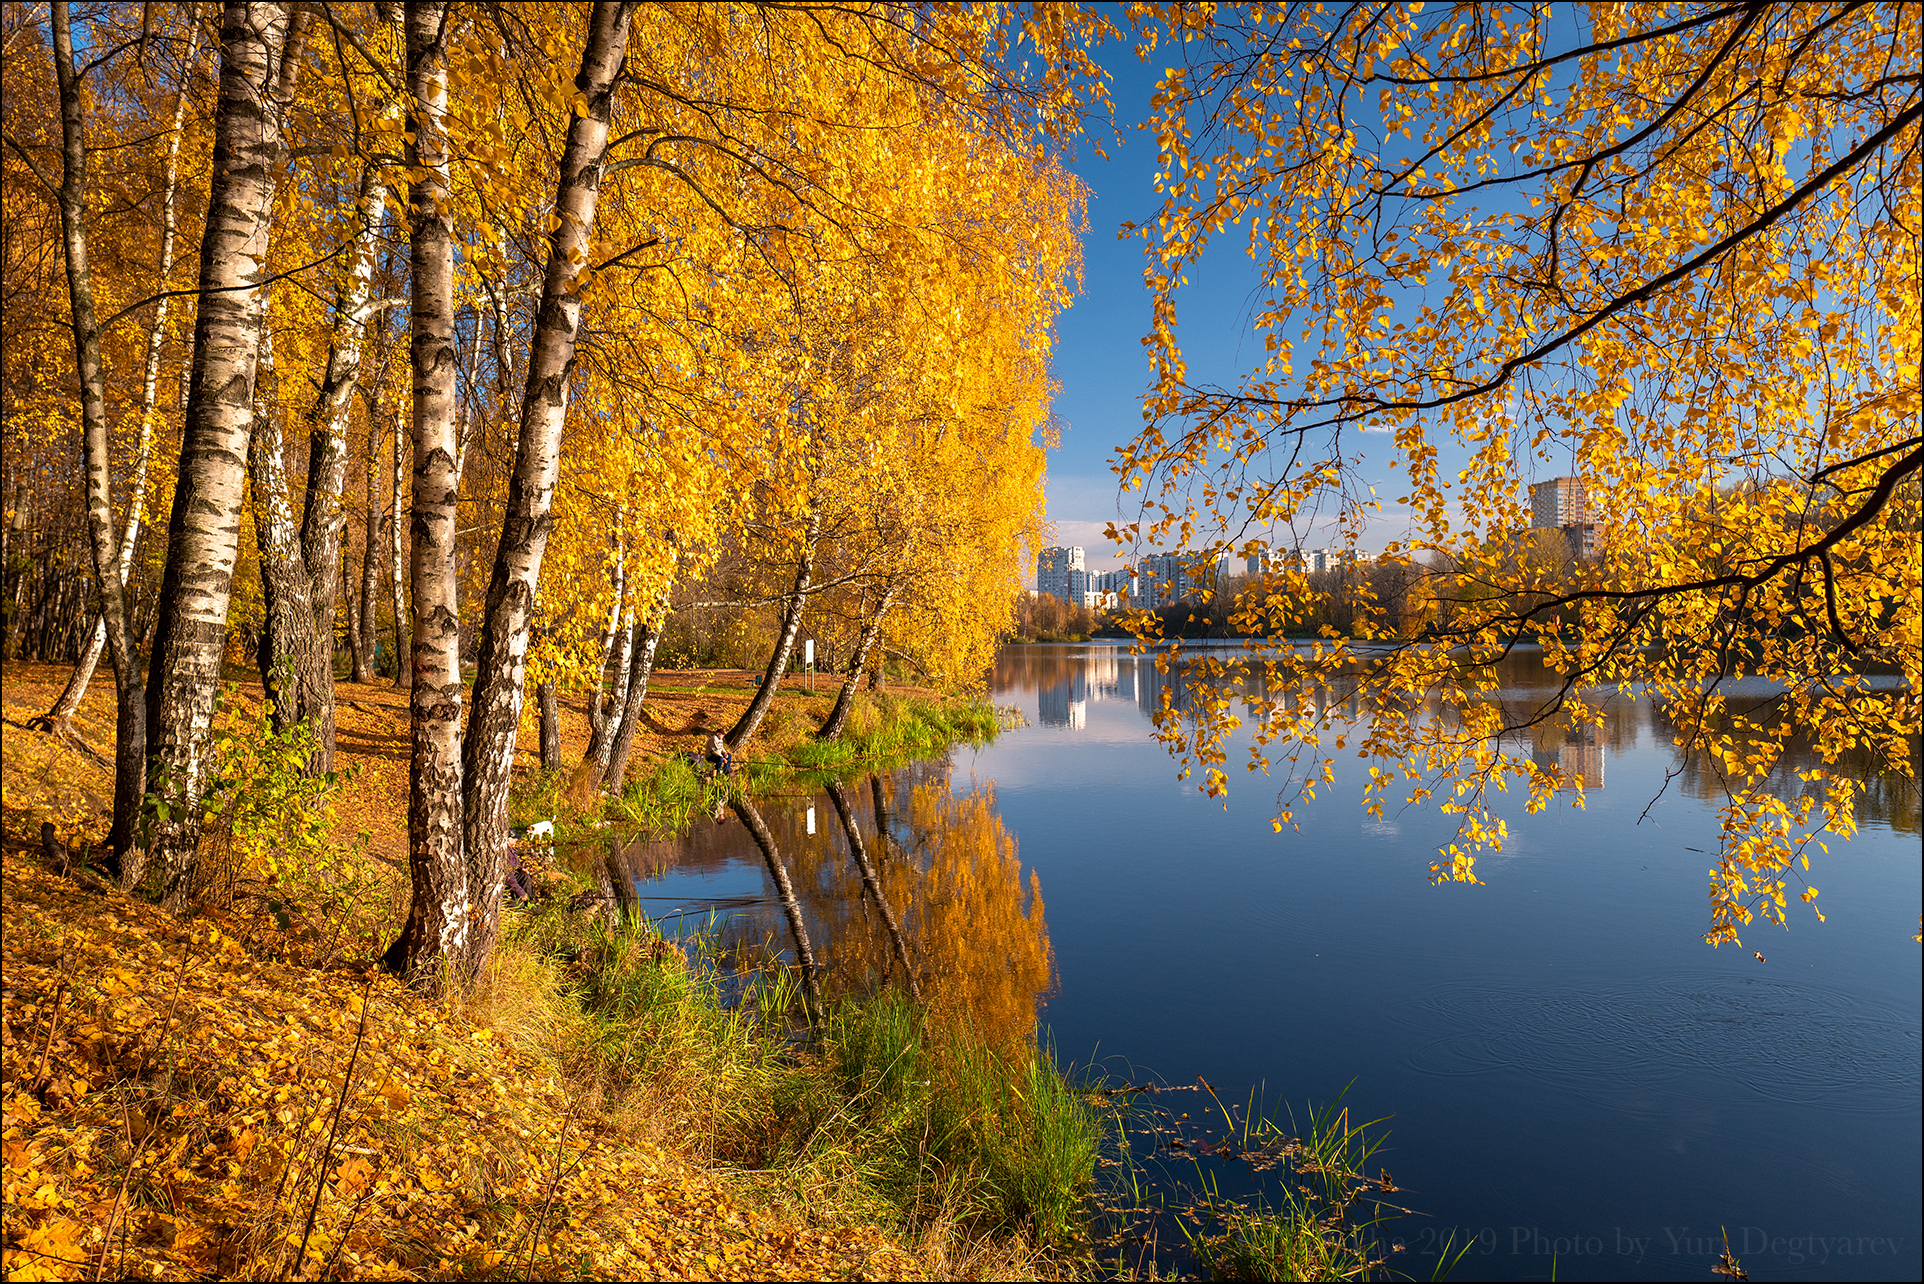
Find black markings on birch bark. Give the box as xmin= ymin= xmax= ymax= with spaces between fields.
xmin=385 ymin=0 xmax=467 ymax=989
xmin=727 ymin=508 xmax=821 ymax=750
xmin=460 ymin=0 xmax=637 ymax=978
xmin=48 ymin=0 xmax=154 ymax=868
xmin=142 ymin=0 xmax=289 ymax=902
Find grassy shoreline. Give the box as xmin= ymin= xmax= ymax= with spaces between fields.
xmin=485 ymin=686 xmax=1112 ymax=1273
xmin=505 ymin=685 xmax=1004 ymax=846
xmin=1 ymin=661 xmax=1095 ymax=1279
xmin=4 ymin=660 xmax=1413 ymax=1280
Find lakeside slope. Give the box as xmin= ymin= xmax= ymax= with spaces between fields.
xmin=2 ymin=661 xmax=995 ymax=1281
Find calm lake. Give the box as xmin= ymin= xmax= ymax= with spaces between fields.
xmin=617 ymin=643 xmax=1920 ymax=1281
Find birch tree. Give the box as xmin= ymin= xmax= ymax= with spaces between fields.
xmin=40 ymin=0 xmax=152 ymax=865
xmin=37 ymin=13 xmax=203 ymax=744
xmin=384 ymin=0 xmax=467 ymax=987
xmin=460 ymin=0 xmax=638 ymax=978
xmin=141 ymin=0 xmax=289 ymax=902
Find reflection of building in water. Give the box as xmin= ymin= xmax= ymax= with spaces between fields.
xmin=1529 ymin=726 xmax=1605 ymax=791
xmin=1132 ymin=650 xmax=1193 ymax=721
xmin=1036 ymin=649 xmax=1149 ymax=727
xmin=1037 ymin=668 xmax=1085 ymax=726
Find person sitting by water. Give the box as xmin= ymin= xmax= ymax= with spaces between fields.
xmin=704 ymin=730 xmax=733 ymax=776
xmin=504 ymin=845 xmax=533 ymax=905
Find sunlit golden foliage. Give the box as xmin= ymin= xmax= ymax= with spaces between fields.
xmin=1111 ymin=2 xmax=1919 ymax=945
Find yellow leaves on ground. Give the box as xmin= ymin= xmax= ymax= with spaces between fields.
xmin=0 ymin=852 xmax=921 ymax=1282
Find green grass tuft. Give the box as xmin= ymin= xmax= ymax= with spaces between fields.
xmin=763 ymin=988 xmax=1103 ymax=1250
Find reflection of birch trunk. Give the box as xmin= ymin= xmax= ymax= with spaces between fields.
xmin=869 ymin=773 xmax=896 ymax=861
xmin=817 ymin=580 xmax=898 ymax=740
xmin=732 ymin=794 xmax=820 ymax=1021
xmin=602 ymin=840 xmax=637 ymax=923
xmin=827 ymin=780 xmax=917 ymax=999
xmin=40 ymin=14 xmax=202 ymax=736
xmin=587 ymin=844 xmax=620 ymax=930
xmin=142 ymin=1 xmax=289 ymax=901
xmin=726 ymin=508 xmax=820 ymax=749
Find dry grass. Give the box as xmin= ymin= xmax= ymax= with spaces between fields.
xmin=0 ymin=659 xmax=997 ymax=1282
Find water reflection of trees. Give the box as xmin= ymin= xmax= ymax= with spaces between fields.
xmin=994 ymin=648 xmax=1919 ymax=826
xmin=614 ymin=759 xmax=1056 ymax=1046
xmin=1654 ymin=697 xmax=1921 ymax=835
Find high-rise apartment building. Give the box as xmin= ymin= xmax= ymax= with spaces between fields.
xmin=1530 ymin=476 xmax=1590 ymax=527
xmin=1139 ymin=552 xmax=1202 ymax=606
xmin=1289 ymin=548 xmax=1331 ymax=574
xmin=1529 ymin=476 xmax=1598 ymax=559
xmin=1037 ymin=545 xmax=1084 ymax=602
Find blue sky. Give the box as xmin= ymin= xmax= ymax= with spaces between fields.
xmin=1044 ymin=52 xmax=1402 ymax=575
xmin=1039 ymin=38 xmax=1582 ymax=578
xmin=1044 ymin=53 xmax=1205 ymax=575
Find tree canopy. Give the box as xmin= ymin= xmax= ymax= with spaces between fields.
xmin=2 ymin=0 xmax=1102 ymax=989
xmin=1111 ymin=1 xmax=1919 ymax=946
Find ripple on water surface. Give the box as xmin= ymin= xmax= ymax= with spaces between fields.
xmin=1399 ymin=974 xmax=1920 ymax=1117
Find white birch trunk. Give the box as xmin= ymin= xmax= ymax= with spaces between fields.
xmin=461 ymin=0 xmax=638 ymax=977
xmin=585 ymin=596 xmax=634 ymax=770
xmin=598 ymin=596 xmax=664 ymax=792
xmin=818 ymin=579 xmax=898 ymax=740
xmin=726 ymin=508 xmax=820 ymax=749
xmin=247 ymin=324 xmax=328 ymax=744
xmin=48 ymin=1 xmax=152 ymax=865
xmin=350 ymin=411 xmax=382 ymax=682
xmin=389 ymin=398 xmax=408 ymax=687
xmin=142 ymin=0 xmax=288 ymax=902
xmin=292 ymin=166 xmax=389 ymax=763
xmin=42 ymin=15 xmax=203 ymax=734
xmin=385 ymin=0 xmax=467 ymax=988
xmin=588 ymin=527 xmax=625 ymax=737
